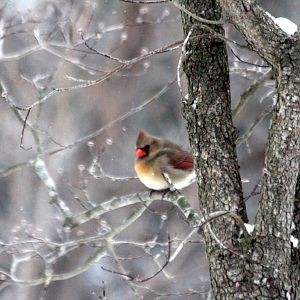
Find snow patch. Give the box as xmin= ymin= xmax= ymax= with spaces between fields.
xmin=266 ymin=12 xmax=297 ymax=35
xmin=244 ymin=223 xmax=254 ymax=234
xmin=192 ymin=98 xmax=198 ymax=110
xmin=291 ymin=235 xmax=299 ymax=248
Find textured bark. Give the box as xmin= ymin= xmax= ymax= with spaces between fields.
xmin=220 ymin=1 xmax=300 ymax=297
xmin=181 ymin=1 xmax=249 ymax=299
xmin=181 ymin=0 xmax=300 ymax=299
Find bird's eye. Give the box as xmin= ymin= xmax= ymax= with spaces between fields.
xmin=144 ymin=145 xmax=150 ymax=151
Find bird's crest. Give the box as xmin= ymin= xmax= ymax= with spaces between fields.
xmin=136 ymin=129 xmax=150 ymax=148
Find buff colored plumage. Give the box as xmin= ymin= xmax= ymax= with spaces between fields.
xmin=134 ymin=130 xmax=195 ymax=190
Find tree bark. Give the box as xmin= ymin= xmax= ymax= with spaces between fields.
xmin=181 ymin=1 xmax=250 ymax=299
xmin=181 ymin=0 xmax=300 ymax=299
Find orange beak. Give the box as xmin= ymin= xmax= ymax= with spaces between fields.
xmin=136 ymin=148 xmax=147 ymax=158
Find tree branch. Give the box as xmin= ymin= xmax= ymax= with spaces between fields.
xmin=232 ymin=69 xmax=273 ymax=119
xmin=218 ymin=0 xmax=287 ymax=67
xmin=65 ymin=190 xmax=201 ymax=228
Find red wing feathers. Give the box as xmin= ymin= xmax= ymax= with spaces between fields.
xmin=169 ymin=151 xmax=194 ymax=170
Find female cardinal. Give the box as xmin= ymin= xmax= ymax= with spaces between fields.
xmin=134 ymin=130 xmax=195 ymax=190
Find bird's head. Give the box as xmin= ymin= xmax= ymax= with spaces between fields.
xmin=135 ymin=130 xmax=163 ymax=160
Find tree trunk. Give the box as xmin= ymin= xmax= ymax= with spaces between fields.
xmin=180 ymin=0 xmax=300 ymax=299
xmin=181 ymin=0 xmax=250 ymax=299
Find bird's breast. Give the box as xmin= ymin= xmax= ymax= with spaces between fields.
xmin=134 ymin=160 xmax=169 ymax=190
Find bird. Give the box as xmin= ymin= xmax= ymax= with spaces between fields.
xmin=134 ymin=130 xmax=196 ymax=191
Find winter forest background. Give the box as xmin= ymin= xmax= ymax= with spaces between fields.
xmin=0 ymin=0 xmax=299 ymax=299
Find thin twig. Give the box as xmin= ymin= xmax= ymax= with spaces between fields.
xmin=80 ymin=32 xmax=126 ymax=63
xmin=47 ymin=78 xmax=177 ymax=156
xmin=13 ymin=32 xmax=244 ymax=113
xmin=233 ymin=69 xmax=273 ymax=119
xmin=18 ymin=40 xmax=184 ymax=111
xmin=1 ymin=249 xmax=106 ymax=287
xmin=1 ymin=207 xmax=149 ymax=288
xmin=237 ymin=106 xmax=272 ymax=146
xmin=170 ymin=210 xmax=250 ymax=262
xmin=101 ymin=234 xmax=171 ymax=283
xmin=243 ymin=178 xmax=261 ymax=202
xmin=136 ymin=193 xmax=157 ymax=213
xmin=207 ymin=224 xmax=246 ymax=258
xmin=171 ymin=0 xmax=223 ymax=25
xmin=0 ymin=79 xmax=176 ymax=178
xmin=120 ymin=0 xmax=224 ymax=25
xmin=0 ymin=161 xmax=31 ymax=177
xmin=230 ymin=48 xmax=269 ymax=68
xmin=20 ymin=108 xmax=32 ymax=150
xmin=177 ymin=25 xmax=195 ymax=98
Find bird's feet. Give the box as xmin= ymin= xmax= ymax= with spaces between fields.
xmin=149 ymin=188 xmax=177 ymax=200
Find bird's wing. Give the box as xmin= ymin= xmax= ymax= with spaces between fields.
xmin=168 ymin=150 xmax=194 ymax=170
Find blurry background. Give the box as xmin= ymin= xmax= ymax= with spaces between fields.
xmin=0 ymin=0 xmax=298 ymax=299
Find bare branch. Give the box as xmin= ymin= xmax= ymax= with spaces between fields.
xmin=0 ymin=161 xmax=32 ymax=177
xmin=243 ymin=178 xmax=261 ymax=202
xmin=1 ymin=206 xmax=148 ymax=288
xmin=171 ymin=0 xmax=223 ymax=25
xmin=120 ymin=0 xmax=223 ymax=24
xmin=170 ymin=210 xmax=250 ymax=262
xmin=0 ymin=44 xmax=42 ymax=61
xmin=19 ymin=40 xmax=183 ymax=111
xmin=20 ymin=109 xmax=32 ymax=150
xmin=80 ymin=32 xmax=127 ymax=64
xmin=237 ymin=106 xmax=272 ymax=146
xmin=219 ymin=0 xmax=288 ymax=66
xmin=233 ymin=69 xmax=273 ymax=119
xmin=33 ymin=158 xmax=73 ymax=219
xmin=47 ymin=78 xmax=177 ymax=156
xmin=1 ymin=248 xmax=106 ymax=287
xmin=101 ymin=234 xmax=172 ymax=283
xmin=0 ymin=78 xmax=176 ymax=178
xmin=230 ymin=48 xmax=269 ymax=68
xmin=177 ymin=25 xmax=194 ymax=98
